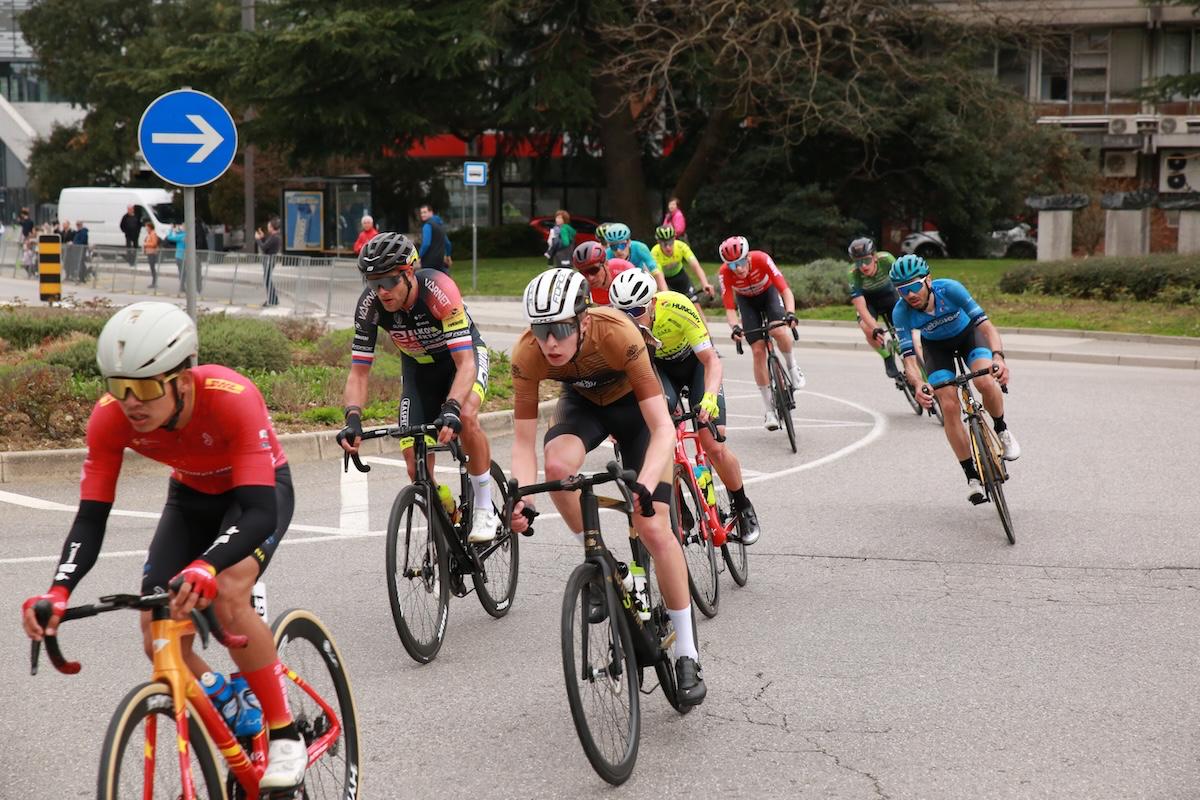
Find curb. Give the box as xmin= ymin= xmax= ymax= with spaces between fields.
xmin=792 ymin=338 xmax=1200 ymax=370
xmin=0 ymin=399 xmax=559 ymax=485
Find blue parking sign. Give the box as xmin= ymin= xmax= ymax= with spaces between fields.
xmin=138 ymin=89 xmax=238 ymax=187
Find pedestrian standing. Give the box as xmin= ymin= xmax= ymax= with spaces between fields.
xmin=165 ymin=224 xmax=187 ymax=294
xmin=418 ymin=203 xmax=452 ymax=273
xmin=143 ymin=221 xmax=160 ymax=289
xmin=255 ymin=218 xmax=282 ymax=306
xmin=545 ymin=209 xmax=576 ymax=267
xmin=73 ymin=220 xmax=91 ymax=282
xmin=353 ymin=215 xmax=378 ymax=254
xmin=18 ymin=208 xmax=33 ymax=243
xmin=120 ymin=205 xmax=141 ymax=267
xmin=662 ymin=197 xmax=687 ymax=242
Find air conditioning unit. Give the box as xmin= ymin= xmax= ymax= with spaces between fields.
xmin=1102 ymin=151 xmax=1138 ymax=178
xmin=1108 ymin=116 xmax=1139 ymax=135
xmin=1158 ymin=116 xmax=1189 ymax=135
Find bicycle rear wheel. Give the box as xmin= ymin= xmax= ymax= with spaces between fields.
xmin=671 ymin=464 xmax=719 ymax=618
xmin=273 ymin=609 xmax=362 ymax=799
xmin=975 ymin=425 xmax=1015 ymax=545
xmin=770 ymin=356 xmax=797 ymax=453
xmin=711 ymin=470 xmax=749 ymax=586
xmin=96 ymin=681 xmax=222 ymax=800
xmin=386 ymin=484 xmax=450 ymax=663
xmin=561 ymin=562 xmax=640 ymax=785
xmin=474 ymin=461 xmax=520 ymax=618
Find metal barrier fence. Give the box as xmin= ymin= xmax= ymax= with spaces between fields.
xmin=2 ymin=230 xmax=367 ymax=318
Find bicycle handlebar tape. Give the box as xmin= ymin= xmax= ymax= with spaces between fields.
xmin=32 ymin=599 xmax=81 ymax=675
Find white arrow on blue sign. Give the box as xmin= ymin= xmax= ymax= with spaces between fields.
xmin=138 ymin=89 xmax=238 ymax=187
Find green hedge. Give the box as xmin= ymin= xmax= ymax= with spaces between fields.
xmin=197 ymin=315 xmax=292 ymax=372
xmin=0 ymin=307 xmax=109 ymax=348
xmin=779 ymin=259 xmax=851 ymax=309
xmin=999 ymin=257 xmax=1200 ymax=302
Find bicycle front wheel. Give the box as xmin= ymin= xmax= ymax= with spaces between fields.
xmin=386 ymin=484 xmax=450 ymax=663
xmin=770 ymin=356 xmax=797 ymax=453
xmin=273 ymin=609 xmax=362 ymax=799
xmin=671 ymin=464 xmax=719 ymax=618
xmin=975 ymin=425 xmax=1016 ymax=545
xmin=474 ymin=461 xmax=520 ymax=618
xmin=712 ymin=470 xmax=749 ymax=586
xmin=96 ymin=681 xmax=222 ymax=800
xmin=561 ymin=562 xmax=640 ymax=786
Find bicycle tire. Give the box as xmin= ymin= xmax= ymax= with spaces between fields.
xmin=635 ymin=534 xmax=698 ymax=715
xmin=272 ymin=608 xmax=362 ymax=799
xmin=671 ymin=464 xmax=719 ymax=618
xmin=96 ymin=681 xmax=222 ymax=800
xmin=474 ymin=461 xmax=520 ymax=618
xmin=385 ymin=484 xmax=450 ymax=663
xmin=711 ymin=470 xmax=749 ymax=586
xmin=976 ymin=426 xmax=1016 ymax=545
xmin=561 ymin=562 xmax=640 ymax=785
xmin=770 ymin=356 xmax=797 ymax=453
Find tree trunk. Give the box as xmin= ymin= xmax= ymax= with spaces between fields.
xmin=671 ymin=105 xmax=739 ymax=210
xmin=592 ymin=77 xmax=653 ymax=242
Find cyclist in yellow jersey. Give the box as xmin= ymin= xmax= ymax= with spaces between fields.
xmin=651 ymin=225 xmax=714 ymax=300
xmin=609 ymin=270 xmax=761 ymax=544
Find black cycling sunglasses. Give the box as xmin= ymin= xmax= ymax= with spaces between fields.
xmin=531 ymin=319 xmax=579 ymax=342
xmin=367 ymin=272 xmax=404 ymax=291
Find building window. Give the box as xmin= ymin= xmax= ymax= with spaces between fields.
xmin=997 ymin=48 xmax=1030 ymax=96
xmin=1071 ymin=30 xmax=1109 ymax=104
xmin=1040 ymin=35 xmax=1070 ymax=102
xmin=1109 ymin=29 xmax=1144 ymax=98
xmin=0 ymin=61 xmax=57 ymax=102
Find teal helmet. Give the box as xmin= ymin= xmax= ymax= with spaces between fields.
xmin=604 ymin=222 xmax=631 ymax=243
xmin=890 ymin=253 xmax=929 ymax=284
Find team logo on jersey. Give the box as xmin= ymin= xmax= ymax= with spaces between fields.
xmin=98 ymin=394 xmax=117 ymax=407
xmin=204 ymin=378 xmax=245 ymax=394
xmin=201 ymin=432 xmax=214 ymax=447
xmin=624 ymin=344 xmax=643 ymax=363
xmin=443 ymin=306 xmax=467 ymax=330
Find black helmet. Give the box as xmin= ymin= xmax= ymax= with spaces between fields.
xmin=848 ymin=237 xmax=876 ymax=260
xmin=358 ymin=232 xmax=418 ymax=276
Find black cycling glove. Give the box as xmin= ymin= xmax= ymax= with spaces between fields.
xmin=437 ymin=398 xmax=462 ymax=434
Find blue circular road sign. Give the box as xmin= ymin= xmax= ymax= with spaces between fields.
xmin=138 ymin=89 xmax=238 ymax=187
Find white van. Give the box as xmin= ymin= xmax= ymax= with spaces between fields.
xmin=56 ymin=187 xmax=181 ymax=247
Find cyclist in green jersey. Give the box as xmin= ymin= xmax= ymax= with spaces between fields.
xmin=651 ymin=225 xmax=715 ymax=301
xmin=608 ymin=270 xmax=761 ymax=544
xmin=848 ymin=237 xmax=901 ymax=379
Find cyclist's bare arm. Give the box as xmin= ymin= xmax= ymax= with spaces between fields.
xmin=902 ymin=354 xmax=934 ymax=408
xmin=509 ymin=416 xmax=539 ymax=532
xmin=975 ymin=319 xmax=1009 ymax=384
xmin=781 ymin=286 xmax=797 ymax=315
xmin=851 ymin=296 xmax=880 ymax=333
xmin=342 ymin=363 xmax=370 ymax=413
xmin=725 ymin=308 xmax=741 ymax=332
xmin=688 ymin=256 xmax=712 ymax=292
xmin=697 ymin=347 xmax=723 ymax=396
xmin=446 ymin=347 xmax=478 ymax=408
xmin=652 ymin=269 xmax=667 ymax=293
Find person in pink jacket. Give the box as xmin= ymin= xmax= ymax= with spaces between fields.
xmin=662 ymin=197 xmax=687 ymax=242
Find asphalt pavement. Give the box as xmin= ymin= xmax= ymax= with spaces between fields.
xmin=1 ymin=331 xmax=1197 ymax=797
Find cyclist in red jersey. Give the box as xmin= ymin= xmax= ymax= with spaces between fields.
xmin=19 ymin=302 xmax=308 ymax=791
xmin=718 ymin=235 xmax=806 ymax=431
xmin=571 ymin=240 xmax=633 ymax=305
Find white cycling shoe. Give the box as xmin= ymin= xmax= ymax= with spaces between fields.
xmin=998 ymin=429 xmax=1021 ymax=461
xmin=763 ymin=410 xmax=780 ymax=431
xmin=790 ymin=365 xmax=807 ymax=389
xmin=966 ymin=478 xmax=986 ymax=505
xmin=261 ymin=737 xmax=307 ymax=791
xmin=468 ymin=507 xmax=500 ymax=543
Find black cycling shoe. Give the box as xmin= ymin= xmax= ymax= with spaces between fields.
xmin=736 ymin=503 xmax=761 ymax=546
xmin=884 ymin=356 xmax=900 ymax=380
xmin=674 ymin=656 xmax=707 ymax=707
xmin=585 ymin=581 xmax=608 ymax=624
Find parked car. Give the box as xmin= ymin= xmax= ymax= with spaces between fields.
xmin=529 ymin=214 xmax=601 ymax=245
xmin=984 ymin=221 xmax=1038 ymax=259
xmin=900 ymin=230 xmax=948 ymax=259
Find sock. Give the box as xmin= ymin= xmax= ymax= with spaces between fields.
xmin=759 ymin=385 xmax=773 ymax=412
xmin=573 ymin=530 xmax=584 ymax=546
xmin=992 ymin=415 xmax=1007 ymax=433
xmin=242 ymin=661 xmax=298 ymax=740
xmin=667 ymin=606 xmax=699 ymax=661
xmin=470 ymin=470 xmax=492 ymax=511
xmin=959 ymin=458 xmax=979 ymax=482
xmin=730 ymin=486 xmax=748 ymax=509
xmin=782 ymin=349 xmax=798 ymax=371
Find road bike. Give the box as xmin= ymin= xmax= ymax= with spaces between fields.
xmin=879 ymin=316 xmax=943 ymax=425
xmin=31 ymin=594 xmax=359 ymax=799
xmin=505 ymin=463 xmax=695 ymax=785
xmin=669 ymin=404 xmax=751 ymax=617
xmin=929 ymin=359 xmax=1015 ymax=544
xmin=340 ymin=422 xmax=517 ymax=663
xmin=735 ymin=318 xmax=800 ymax=453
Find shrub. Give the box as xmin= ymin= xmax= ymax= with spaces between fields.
xmin=311 ymin=327 xmax=357 ymax=367
xmin=999 ymin=257 xmax=1200 ymax=301
xmin=779 ymin=259 xmax=851 ymax=309
xmin=42 ymin=332 xmax=101 ymax=378
xmin=270 ymin=316 xmax=328 ymax=344
xmin=0 ymin=361 xmax=92 ymax=438
xmin=197 ymin=314 xmax=292 ymax=372
xmin=0 ymin=306 xmax=109 ymax=348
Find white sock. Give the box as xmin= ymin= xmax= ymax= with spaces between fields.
xmin=759 ymin=385 xmax=773 ymax=412
xmin=573 ymin=530 xmax=585 ymax=546
xmin=668 ymin=606 xmax=698 ymax=661
xmin=783 ymin=349 xmax=798 ymax=371
xmin=470 ymin=471 xmax=492 ymax=512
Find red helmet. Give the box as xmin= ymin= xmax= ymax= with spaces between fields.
xmin=719 ymin=235 xmax=749 ymax=264
xmin=571 ymin=241 xmax=606 ymax=270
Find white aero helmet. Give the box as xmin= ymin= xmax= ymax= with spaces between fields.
xmin=608 ymin=268 xmax=657 ymax=311
xmin=96 ymin=302 xmax=198 ymax=379
xmin=523 ymin=268 xmax=589 ymax=324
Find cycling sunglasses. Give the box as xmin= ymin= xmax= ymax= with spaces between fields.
xmin=611 ymin=240 xmax=631 ymax=249
xmin=731 ymin=256 xmax=749 ymax=269
xmin=367 ymin=272 xmax=404 ymax=291
xmin=578 ymin=265 xmax=603 ymax=278
xmin=531 ymin=319 xmax=579 ymax=342
xmin=854 ymin=256 xmax=875 ymax=269
xmin=106 ymin=368 xmax=185 ymax=402
xmin=896 ymin=277 xmax=927 ymax=296
xmin=622 ymin=305 xmax=648 ymax=319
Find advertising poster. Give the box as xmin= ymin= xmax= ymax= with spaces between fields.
xmin=284 ymin=190 xmax=324 ymax=251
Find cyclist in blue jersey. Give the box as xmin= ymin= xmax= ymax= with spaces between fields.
xmin=604 ymin=222 xmax=667 ymax=292
xmin=890 ymin=255 xmax=1021 ymax=504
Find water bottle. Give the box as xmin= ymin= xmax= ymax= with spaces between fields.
xmin=201 ymin=671 xmax=262 ymax=737
xmin=694 ymin=464 xmax=716 ymax=507
xmin=436 ymin=484 xmax=460 ymax=523
xmin=628 ymin=562 xmax=651 ymax=622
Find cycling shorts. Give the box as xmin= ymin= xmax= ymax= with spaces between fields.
xmin=544 ymin=387 xmax=668 ymax=482
xmin=735 ymin=287 xmax=786 ymax=344
xmin=665 ymin=269 xmax=695 ymax=296
xmin=921 ymin=322 xmax=992 ymax=387
xmin=657 ymin=354 xmax=727 ymax=427
xmin=399 ymin=343 xmax=489 ymax=449
xmin=859 ymin=286 xmax=900 ymax=323
xmin=141 ymin=464 xmax=294 ymax=594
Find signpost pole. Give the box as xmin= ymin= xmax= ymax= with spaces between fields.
xmin=472 ymin=184 xmax=478 ymax=293
xmin=184 ymin=187 xmax=198 ymax=319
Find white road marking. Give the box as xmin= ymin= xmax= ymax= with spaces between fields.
xmin=339 ymin=453 xmax=370 ymax=534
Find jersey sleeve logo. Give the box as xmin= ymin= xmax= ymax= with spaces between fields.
xmin=98 ymin=394 xmax=117 ymax=406
xmin=442 ymin=306 xmax=468 ymax=330
xmin=204 ymin=377 xmax=247 ymax=394
xmin=625 ymin=344 xmax=643 ymax=363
